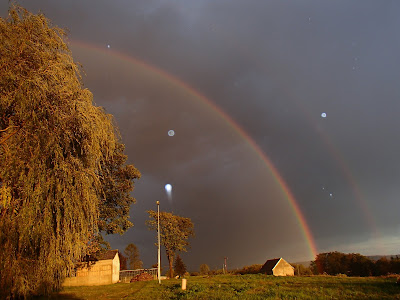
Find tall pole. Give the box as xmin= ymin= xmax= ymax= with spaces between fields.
xmin=157 ymin=201 xmax=161 ymax=284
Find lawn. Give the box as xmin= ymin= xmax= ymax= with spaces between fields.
xmin=50 ymin=275 xmax=400 ymax=299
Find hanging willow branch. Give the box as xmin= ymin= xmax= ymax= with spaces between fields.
xmin=0 ymin=5 xmax=140 ymax=298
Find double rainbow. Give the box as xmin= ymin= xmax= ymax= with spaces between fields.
xmin=71 ymin=40 xmax=318 ymax=260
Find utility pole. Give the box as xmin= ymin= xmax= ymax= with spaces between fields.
xmin=157 ymin=201 xmax=161 ymax=284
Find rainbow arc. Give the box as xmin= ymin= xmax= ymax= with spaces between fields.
xmin=71 ymin=40 xmax=318 ymax=259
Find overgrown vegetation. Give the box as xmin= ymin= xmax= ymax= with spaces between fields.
xmin=0 ymin=5 xmax=139 ymax=298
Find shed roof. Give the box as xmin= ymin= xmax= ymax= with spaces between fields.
xmin=260 ymin=258 xmax=281 ymax=272
xmin=98 ymin=250 xmax=118 ymax=260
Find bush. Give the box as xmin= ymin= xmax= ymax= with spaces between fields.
xmin=199 ymin=264 xmax=210 ymax=275
xmin=292 ymin=263 xmax=313 ymax=276
xmin=234 ymin=264 xmax=263 ymax=275
xmin=209 ymin=269 xmax=224 ymax=275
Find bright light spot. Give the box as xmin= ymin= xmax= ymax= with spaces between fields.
xmin=329 ymin=193 xmax=333 ymax=197
xmin=168 ymin=130 xmax=175 ymax=136
xmin=107 ymin=44 xmax=111 ymax=49
xmin=165 ymin=184 xmax=172 ymax=193
xmin=321 ymin=112 xmax=327 ymax=118
xmin=165 ymin=184 xmax=172 ymax=203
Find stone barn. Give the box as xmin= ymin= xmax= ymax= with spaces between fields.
xmin=260 ymin=258 xmax=294 ymax=276
xmin=63 ymin=250 xmax=120 ymax=286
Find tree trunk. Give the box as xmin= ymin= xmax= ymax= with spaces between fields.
xmin=167 ymin=254 xmax=174 ymax=278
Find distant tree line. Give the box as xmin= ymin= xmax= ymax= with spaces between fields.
xmin=227 ymin=252 xmax=400 ymax=277
xmin=311 ymin=251 xmax=400 ymax=276
xmin=233 ymin=264 xmax=263 ymax=275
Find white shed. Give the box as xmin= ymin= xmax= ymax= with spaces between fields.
xmin=260 ymin=258 xmax=294 ymax=276
xmin=63 ymin=250 xmax=120 ymax=286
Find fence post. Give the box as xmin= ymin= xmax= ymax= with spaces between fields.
xmin=182 ymin=278 xmax=187 ymax=290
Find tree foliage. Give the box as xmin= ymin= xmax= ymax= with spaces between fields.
xmin=174 ymin=254 xmax=187 ymax=277
xmin=147 ymin=210 xmax=194 ymax=278
xmin=0 ymin=6 xmax=139 ymax=298
xmin=199 ymin=264 xmax=210 ymax=275
xmin=233 ymin=264 xmax=262 ymax=275
xmin=98 ymin=143 xmax=140 ymax=235
xmin=124 ymin=243 xmax=143 ymax=270
xmin=290 ymin=263 xmax=313 ymax=276
xmin=312 ymin=252 xmax=400 ymax=276
xmin=118 ymin=251 xmax=128 ymax=270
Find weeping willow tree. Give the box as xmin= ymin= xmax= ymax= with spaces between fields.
xmin=0 ymin=6 xmax=139 ymax=298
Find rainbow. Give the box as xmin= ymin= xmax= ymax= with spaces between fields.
xmin=70 ymin=40 xmax=318 ymax=259
xmin=207 ymin=23 xmax=381 ymax=246
xmin=288 ymin=101 xmax=382 ymax=250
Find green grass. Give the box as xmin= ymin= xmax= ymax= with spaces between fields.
xmin=51 ymin=275 xmax=400 ymax=299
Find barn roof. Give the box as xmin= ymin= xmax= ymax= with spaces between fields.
xmin=98 ymin=250 xmax=118 ymax=260
xmin=260 ymin=258 xmax=281 ymax=272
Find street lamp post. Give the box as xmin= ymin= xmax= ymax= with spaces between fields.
xmin=157 ymin=201 xmax=161 ymax=284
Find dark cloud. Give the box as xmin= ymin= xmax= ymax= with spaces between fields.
xmin=2 ymin=0 xmax=400 ymax=270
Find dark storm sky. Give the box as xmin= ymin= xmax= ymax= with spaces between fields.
xmin=2 ymin=1 xmax=400 ymax=270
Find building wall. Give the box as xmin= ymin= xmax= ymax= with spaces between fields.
xmin=273 ymin=259 xmax=294 ymax=276
xmin=63 ymin=258 xmax=118 ymax=287
xmin=112 ymin=253 xmax=120 ymax=283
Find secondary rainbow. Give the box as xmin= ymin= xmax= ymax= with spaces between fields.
xmin=205 ymin=24 xmax=383 ymax=253
xmin=70 ymin=40 xmax=318 ymax=259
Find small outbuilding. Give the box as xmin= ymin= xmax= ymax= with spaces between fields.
xmin=63 ymin=250 xmax=120 ymax=287
xmin=260 ymin=258 xmax=294 ymax=276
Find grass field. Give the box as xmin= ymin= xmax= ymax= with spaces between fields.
xmin=50 ymin=275 xmax=400 ymax=299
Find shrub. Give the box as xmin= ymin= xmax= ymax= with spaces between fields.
xmin=234 ymin=264 xmax=263 ymax=275
xmin=199 ymin=264 xmax=210 ymax=275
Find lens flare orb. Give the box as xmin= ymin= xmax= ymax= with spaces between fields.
xmin=165 ymin=184 xmax=172 ymax=203
xmin=165 ymin=184 xmax=172 ymax=193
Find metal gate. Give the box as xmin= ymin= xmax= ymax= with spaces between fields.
xmin=119 ymin=268 xmax=158 ymax=283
